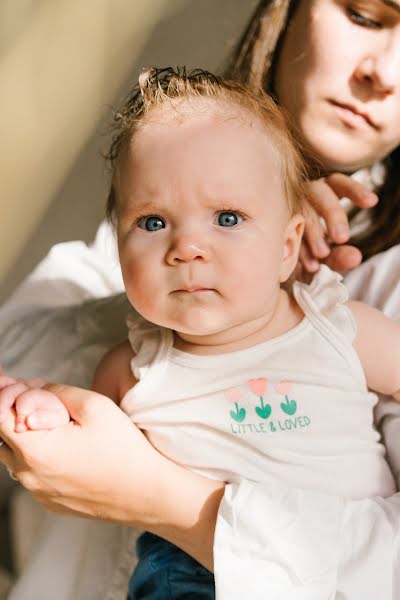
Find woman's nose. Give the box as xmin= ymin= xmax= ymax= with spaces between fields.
xmin=355 ymin=41 xmax=400 ymax=96
xmin=165 ymin=232 xmax=210 ymax=265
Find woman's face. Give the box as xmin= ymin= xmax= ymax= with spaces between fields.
xmin=274 ymin=0 xmax=400 ymax=172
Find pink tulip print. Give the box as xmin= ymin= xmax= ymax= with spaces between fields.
xmin=274 ymin=380 xmax=297 ymax=416
xmin=248 ymin=378 xmax=269 ymax=396
xmin=225 ymin=388 xmax=246 ymax=423
xmin=248 ymin=378 xmax=271 ymax=419
xmin=274 ymin=381 xmax=292 ymax=395
xmin=225 ymin=388 xmax=242 ymax=403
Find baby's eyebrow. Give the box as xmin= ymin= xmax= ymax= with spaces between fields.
xmin=122 ymin=197 xmax=164 ymax=215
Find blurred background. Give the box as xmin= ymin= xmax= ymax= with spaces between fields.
xmin=0 ymin=0 xmax=258 ymax=303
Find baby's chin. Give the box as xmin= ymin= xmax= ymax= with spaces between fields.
xmin=142 ymin=307 xmax=227 ymax=335
xmin=172 ymin=325 xmax=226 ymax=343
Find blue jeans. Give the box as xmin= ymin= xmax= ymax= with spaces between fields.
xmin=128 ymin=532 xmax=215 ymax=600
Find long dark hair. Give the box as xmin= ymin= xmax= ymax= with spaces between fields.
xmin=226 ymin=0 xmax=400 ymax=261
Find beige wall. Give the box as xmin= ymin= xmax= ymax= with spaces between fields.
xmin=0 ymin=0 xmax=257 ymax=302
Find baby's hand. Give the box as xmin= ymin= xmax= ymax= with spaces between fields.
xmin=0 ymin=375 xmax=70 ymax=432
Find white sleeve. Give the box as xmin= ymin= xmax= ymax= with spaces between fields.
xmin=214 ymin=479 xmax=400 ymax=600
xmin=4 ymin=221 xmax=123 ymax=312
xmin=0 ymin=221 xmax=126 ymax=383
xmin=0 ymin=293 xmax=131 ymax=386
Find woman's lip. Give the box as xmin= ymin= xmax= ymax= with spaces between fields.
xmin=331 ymin=101 xmax=376 ymax=129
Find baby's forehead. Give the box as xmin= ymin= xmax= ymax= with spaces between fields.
xmin=120 ymin=102 xmax=285 ymax=195
xmin=121 ymin=100 xmax=284 ymax=190
xmin=136 ymin=96 xmax=266 ymax=135
xmin=129 ymin=98 xmax=282 ymax=169
xmin=125 ymin=109 xmax=282 ymax=191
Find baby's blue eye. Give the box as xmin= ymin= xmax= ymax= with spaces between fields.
xmin=216 ymin=211 xmax=243 ymax=227
xmin=138 ymin=216 xmax=165 ymax=231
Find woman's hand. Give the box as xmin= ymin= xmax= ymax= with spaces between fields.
xmin=300 ymin=173 xmax=378 ymax=273
xmin=0 ymin=383 xmax=223 ymax=570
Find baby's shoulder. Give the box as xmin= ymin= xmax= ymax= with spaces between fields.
xmin=92 ymin=340 xmax=137 ymax=404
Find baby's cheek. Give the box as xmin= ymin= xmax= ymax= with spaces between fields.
xmin=125 ymin=266 xmax=161 ymax=313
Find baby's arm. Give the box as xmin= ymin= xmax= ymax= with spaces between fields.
xmin=92 ymin=340 xmax=137 ymax=405
xmin=349 ymin=301 xmax=400 ymax=400
xmin=0 ymin=374 xmax=70 ymax=431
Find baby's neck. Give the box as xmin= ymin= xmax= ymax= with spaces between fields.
xmin=173 ymin=289 xmax=304 ymax=356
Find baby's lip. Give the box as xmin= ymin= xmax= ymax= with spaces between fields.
xmin=176 ymin=286 xmax=213 ymax=293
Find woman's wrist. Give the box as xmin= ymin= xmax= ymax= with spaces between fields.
xmin=149 ymin=466 xmax=225 ymax=571
xmin=124 ymin=447 xmax=225 ymax=571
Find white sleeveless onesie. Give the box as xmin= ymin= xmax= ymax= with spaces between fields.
xmin=121 ymin=265 xmax=395 ymax=499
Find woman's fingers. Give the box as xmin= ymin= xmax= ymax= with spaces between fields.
xmin=0 ymin=439 xmax=15 ymax=474
xmin=301 ymin=173 xmax=379 ymax=273
xmin=324 ymin=173 xmax=378 ymax=208
xmin=302 ymin=200 xmax=331 ymax=260
xmin=305 ymin=178 xmax=350 ymax=245
xmin=0 ymin=375 xmax=17 ymax=389
xmin=299 ymin=241 xmax=320 ymax=273
xmin=306 ymin=174 xmax=378 ymax=246
xmin=324 ymin=245 xmax=362 ymax=272
xmin=0 ymin=407 xmax=21 ymax=477
xmin=42 ymin=383 xmax=112 ymax=424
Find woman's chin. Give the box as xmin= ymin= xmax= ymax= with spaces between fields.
xmin=305 ymin=133 xmax=378 ymax=174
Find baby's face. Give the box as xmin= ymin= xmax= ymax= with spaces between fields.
xmin=116 ymin=104 xmax=302 ymax=346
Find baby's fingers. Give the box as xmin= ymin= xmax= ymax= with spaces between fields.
xmin=26 ymin=409 xmax=70 ymax=430
xmin=0 ymin=382 xmax=28 ymax=423
xmin=15 ymin=389 xmax=70 ymax=431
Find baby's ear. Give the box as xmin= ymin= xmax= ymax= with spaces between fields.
xmin=279 ymin=214 xmax=305 ymax=283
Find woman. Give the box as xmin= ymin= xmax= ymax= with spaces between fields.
xmin=1 ymin=0 xmax=400 ymax=598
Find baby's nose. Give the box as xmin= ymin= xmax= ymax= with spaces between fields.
xmin=166 ymin=233 xmax=210 ymax=264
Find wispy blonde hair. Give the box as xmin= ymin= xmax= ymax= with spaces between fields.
xmin=105 ymin=66 xmax=307 ymax=222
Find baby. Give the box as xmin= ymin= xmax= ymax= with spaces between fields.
xmin=1 ymin=67 xmax=400 ymax=599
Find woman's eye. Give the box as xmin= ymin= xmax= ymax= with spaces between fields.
xmin=137 ymin=215 xmax=166 ymax=231
xmin=216 ymin=211 xmax=243 ymax=228
xmin=348 ymin=8 xmax=381 ymax=28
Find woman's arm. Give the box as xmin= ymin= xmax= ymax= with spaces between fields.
xmin=0 ymin=384 xmax=223 ymax=570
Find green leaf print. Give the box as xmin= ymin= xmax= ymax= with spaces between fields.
xmin=230 ymin=402 xmax=246 ymax=423
xmin=280 ymin=395 xmax=297 ymax=415
xmin=255 ymin=396 xmax=272 ymax=419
